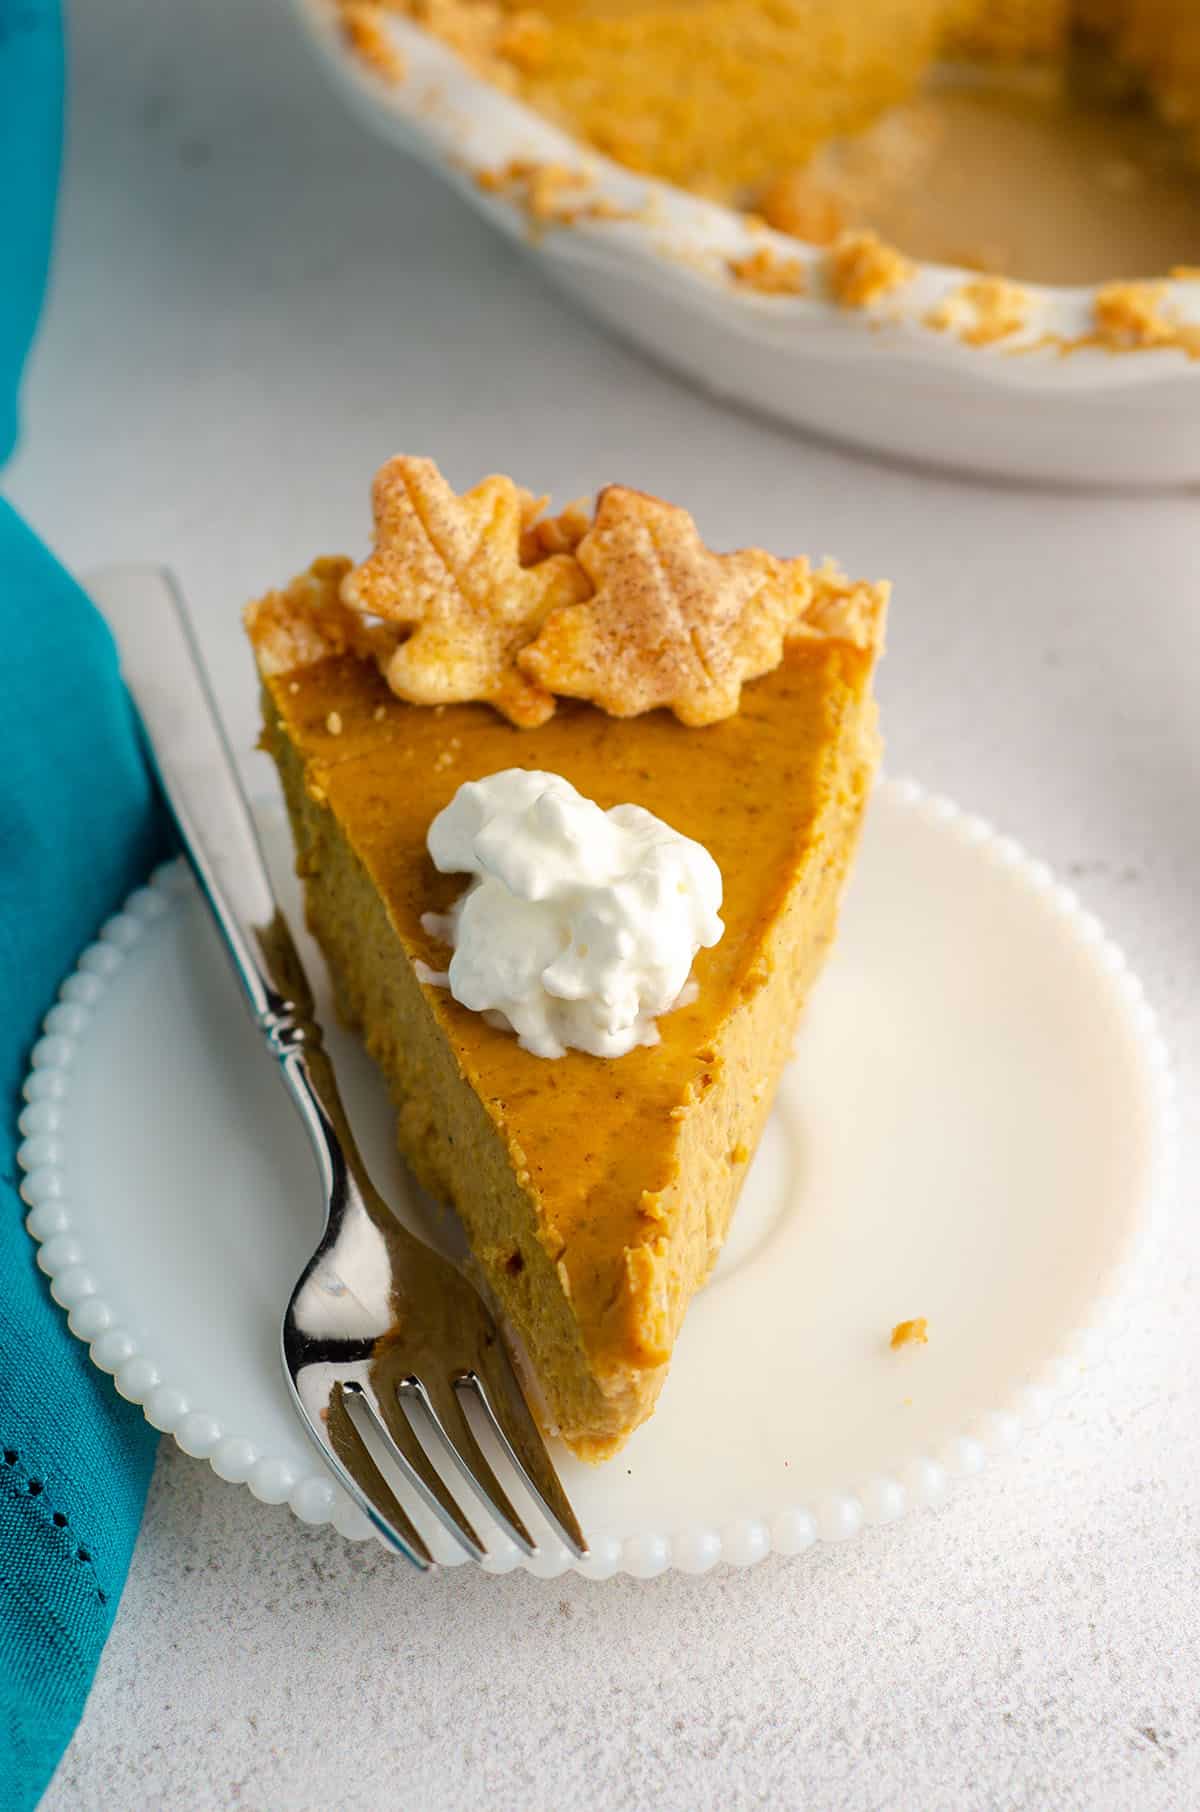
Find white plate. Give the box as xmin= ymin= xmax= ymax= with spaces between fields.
xmin=289 ymin=0 xmax=1200 ymax=487
xmin=17 ymin=781 xmax=1171 ymax=1578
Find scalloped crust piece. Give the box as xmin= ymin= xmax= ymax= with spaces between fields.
xmin=795 ymin=561 xmax=890 ymax=655
xmin=243 ymin=557 xmax=391 ymax=676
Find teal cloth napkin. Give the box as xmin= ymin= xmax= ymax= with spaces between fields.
xmin=2 ymin=5 xmax=168 ymax=1805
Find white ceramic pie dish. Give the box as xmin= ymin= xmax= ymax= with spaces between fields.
xmin=290 ymin=0 xmax=1200 ymax=487
xmin=17 ymin=782 xmax=1173 ymax=1577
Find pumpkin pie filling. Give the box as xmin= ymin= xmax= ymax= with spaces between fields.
xmin=246 ymin=462 xmax=887 ymax=1458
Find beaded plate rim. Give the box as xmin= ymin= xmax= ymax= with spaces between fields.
xmin=16 ymin=777 xmax=1176 ymax=1578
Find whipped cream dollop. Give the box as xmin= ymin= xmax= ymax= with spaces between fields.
xmin=417 ymin=769 xmax=724 ymax=1060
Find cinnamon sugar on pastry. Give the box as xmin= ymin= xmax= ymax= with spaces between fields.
xmin=252 ymin=457 xmax=888 ymax=729
xmin=518 ymin=485 xmax=813 ymax=726
xmin=340 ymin=455 xmax=589 ymax=727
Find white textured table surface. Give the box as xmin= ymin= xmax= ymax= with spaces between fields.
xmin=9 ymin=1 xmax=1200 ymax=1807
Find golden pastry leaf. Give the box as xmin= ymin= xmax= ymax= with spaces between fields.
xmin=340 ymin=455 xmax=589 ymax=727
xmin=518 ymin=485 xmax=812 ymax=725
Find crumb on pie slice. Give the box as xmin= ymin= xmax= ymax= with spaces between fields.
xmin=245 ymin=457 xmax=888 ymax=1460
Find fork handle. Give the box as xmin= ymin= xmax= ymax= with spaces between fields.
xmin=88 ymin=564 xmax=362 ymax=1205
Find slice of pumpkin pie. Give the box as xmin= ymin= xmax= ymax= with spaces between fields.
xmin=245 ymin=456 xmax=887 ymax=1460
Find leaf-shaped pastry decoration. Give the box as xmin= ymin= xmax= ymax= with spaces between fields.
xmin=519 ymin=485 xmax=813 ymax=725
xmin=341 ymin=456 xmax=589 ymax=727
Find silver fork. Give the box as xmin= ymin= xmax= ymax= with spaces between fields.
xmin=92 ymin=565 xmax=588 ymax=1570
